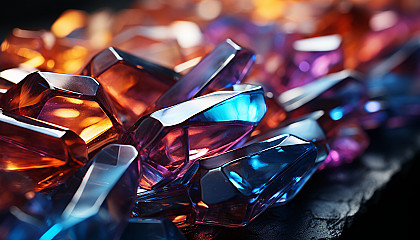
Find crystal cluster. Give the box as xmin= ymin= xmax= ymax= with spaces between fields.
xmin=1 ymin=0 xmax=420 ymax=239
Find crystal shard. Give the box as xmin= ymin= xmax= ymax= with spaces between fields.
xmin=82 ymin=47 xmax=181 ymax=127
xmin=278 ymin=70 xmax=367 ymax=121
xmin=0 ymin=109 xmax=88 ymax=191
xmin=0 ymin=170 xmax=35 ymax=211
xmin=132 ymin=84 xmax=266 ymax=190
xmin=0 ymin=71 xmax=122 ymax=154
xmin=147 ymin=39 xmax=255 ymax=113
xmin=120 ymin=218 xmax=186 ymax=240
xmin=41 ymin=144 xmax=139 ymax=240
xmin=192 ymin=134 xmax=321 ymax=226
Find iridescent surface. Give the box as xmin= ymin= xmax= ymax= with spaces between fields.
xmin=133 ymin=84 xmax=266 ymax=190
xmin=191 ymin=134 xmax=321 ymax=226
xmin=148 ymin=39 xmax=255 ymax=113
xmin=0 ymin=109 xmax=88 ymax=191
xmin=82 ymin=47 xmax=181 ymax=127
xmin=0 ymin=71 xmax=122 ymax=153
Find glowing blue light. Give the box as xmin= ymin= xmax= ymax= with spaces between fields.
xmin=39 ymin=223 xmax=63 ymax=240
xmin=329 ymin=107 xmax=344 ymax=120
xmin=229 ymin=171 xmax=245 ymax=190
xmin=364 ymin=100 xmax=381 ymax=113
xmin=249 ymin=155 xmax=268 ymax=170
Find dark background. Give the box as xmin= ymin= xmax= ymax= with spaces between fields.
xmin=1 ymin=0 xmax=419 ymax=239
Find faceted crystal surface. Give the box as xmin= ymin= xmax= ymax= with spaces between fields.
xmin=82 ymin=47 xmax=181 ymax=127
xmin=120 ymin=218 xmax=186 ymax=240
xmin=279 ymin=70 xmax=367 ymax=122
xmin=0 ymin=170 xmax=35 ymax=211
xmin=147 ymin=39 xmax=255 ymax=113
xmin=0 ymin=71 xmax=122 ymax=154
xmin=0 ymin=109 xmax=88 ymax=191
xmin=192 ymin=134 xmax=321 ymax=226
xmin=132 ymin=84 xmax=266 ymax=190
xmin=40 ymin=144 xmax=139 ymax=240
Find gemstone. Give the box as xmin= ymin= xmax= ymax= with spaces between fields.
xmin=146 ymin=39 xmax=255 ymax=114
xmin=280 ymin=34 xmax=344 ymax=90
xmin=131 ymin=84 xmax=266 ymax=190
xmin=0 ymin=28 xmax=55 ymax=71
xmin=82 ymin=47 xmax=181 ymax=128
xmin=120 ymin=218 xmax=186 ymax=240
xmin=278 ymin=70 xmax=367 ymax=122
xmin=1 ymin=144 xmax=139 ymax=240
xmin=40 ymin=144 xmax=139 ymax=240
xmin=0 ymin=71 xmax=123 ymax=154
xmin=192 ymin=134 xmax=321 ymax=226
xmin=0 ymin=109 xmax=88 ymax=191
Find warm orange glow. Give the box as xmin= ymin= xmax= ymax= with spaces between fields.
xmin=79 ymin=117 xmax=113 ymax=144
xmin=173 ymin=215 xmax=187 ymax=223
xmin=51 ymin=10 xmax=87 ymax=38
xmin=52 ymin=108 xmax=80 ymax=118
xmin=189 ymin=148 xmax=210 ymax=161
xmin=252 ymin=0 xmax=286 ymax=21
xmin=197 ymin=201 xmax=209 ymax=209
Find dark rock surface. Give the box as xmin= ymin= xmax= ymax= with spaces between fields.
xmin=184 ymin=126 xmax=420 ymax=239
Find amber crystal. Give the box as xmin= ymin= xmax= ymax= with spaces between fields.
xmin=132 ymin=84 xmax=266 ymax=190
xmin=0 ymin=170 xmax=35 ymax=211
xmin=0 ymin=71 xmax=122 ymax=154
xmin=0 ymin=109 xmax=88 ymax=191
xmin=82 ymin=47 xmax=181 ymax=127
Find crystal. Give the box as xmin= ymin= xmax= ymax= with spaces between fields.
xmin=120 ymin=218 xmax=186 ymax=240
xmin=0 ymin=71 xmax=123 ymax=154
xmin=278 ymin=70 xmax=367 ymax=122
xmin=146 ymin=39 xmax=255 ymax=114
xmin=280 ymin=34 xmax=344 ymax=90
xmin=82 ymin=47 xmax=181 ymax=128
xmin=1 ymin=144 xmax=139 ymax=240
xmin=0 ymin=109 xmax=88 ymax=191
xmin=193 ymin=134 xmax=322 ymax=226
xmin=0 ymin=28 xmax=55 ymax=71
xmin=131 ymin=84 xmax=266 ymax=189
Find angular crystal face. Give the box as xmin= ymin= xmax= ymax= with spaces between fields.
xmin=279 ymin=70 xmax=367 ymax=122
xmin=148 ymin=39 xmax=255 ymax=113
xmin=82 ymin=47 xmax=181 ymax=128
xmin=0 ymin=68 xmax=32 ymax=96
xmin=120 ymin=218 xmax=186 ymax=240
xmin=192 ymin=134 xmax=320 ymax=227
xmin=133 ymin=84 xmax=266 ymax=190
xmin=280 ymin=34 xmax=344 ymax=90
xmin=39 ymin=144 xmax=139 ymax=240
xmin=0 ymin=71 xmax=122 ymax=153
xmin=0 ymin=109 xmax=88 ymax=191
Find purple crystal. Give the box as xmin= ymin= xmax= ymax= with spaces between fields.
xmin=146 ymin=39 xmax=255 ymax=114
xmin=132 ymin=84 xmax=266 ymax=190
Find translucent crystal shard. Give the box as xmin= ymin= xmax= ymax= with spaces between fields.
xmin=147 ymin=39 xmax=255 ymax=113
xmin=278 ymin=70 xmax=367 ymax=121
xmin=192 ymin=134 xmax=321 ymax=226
xmin=132 ymin=84 xmax=266 ymax=190
xmin=41 ymin=144 xmax=139 ymax=240
xmin=1 ymin=145 xmax=139 ymax=240
xmin=281 ymin=35 xmax=344 ymax=90
xmin=120 ymin=218 xmax=186 ymax=240
xmin=0 ymin=71 xmax=122 ymax=154
xmin=0 ymin=109 xmax=88 ymax=191
xmin=82 ymin=47 xmax=181 ymax=127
